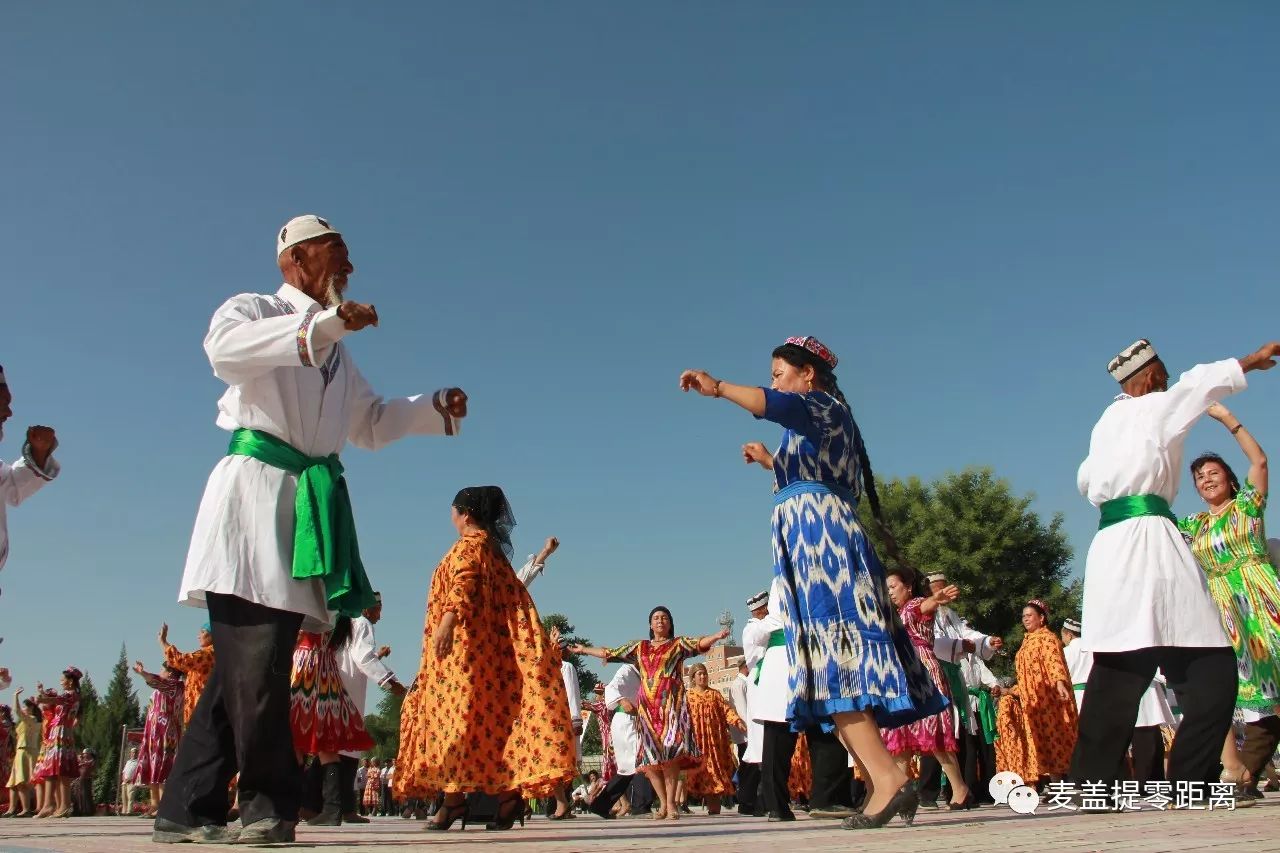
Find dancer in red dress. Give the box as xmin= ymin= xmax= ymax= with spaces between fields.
xmin=290 ymin=617 xmax=373 ymax=826
xmin=881 ymin=568 xmax=972 ymax=809
xmin=32 ymin=667 xmax=81 ymax=819
xmin=134 ymin=661 xmax=185 ymax=816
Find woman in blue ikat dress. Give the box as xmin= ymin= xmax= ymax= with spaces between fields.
xmin=679 ymin=335 xmax=946 ymax=831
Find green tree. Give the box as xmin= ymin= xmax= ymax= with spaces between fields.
xmin=364 ymin=689 xmax=404 ymax=763
xmin=79 ymin=646 xmax=144 ymax=805
xmin=859 ymin=467 xmax=1079 ymax=677
xmin=540 ymin=613 xmax=602 ymax=755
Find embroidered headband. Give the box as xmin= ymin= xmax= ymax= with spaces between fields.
xmin=1026 ymin=599 xmax=1049 ymax=617
xmin=63 ymin=667 xmax=83 ymax=681
xmin=784 ymin=336 xmax=838 ymax=369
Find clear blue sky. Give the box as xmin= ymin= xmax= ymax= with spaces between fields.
xmin=2 ymin=4 xmax=1277 ymax=696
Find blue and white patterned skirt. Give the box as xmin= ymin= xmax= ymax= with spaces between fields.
xmin=772 ymin=489 xmax=946 ymax=731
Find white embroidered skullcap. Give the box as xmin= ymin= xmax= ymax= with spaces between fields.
xmin=277 ymin=214 xmax=340 ymax=257
xmin=1063 ymin=618 xmax=1082 ymax=634
xmin=1108 ymin=339 xmax=1159 ymax=384
xmin=746 ymin=590 xmax=768 ymax=610
xmin=926 ymin=572 xmax=946 ymax=583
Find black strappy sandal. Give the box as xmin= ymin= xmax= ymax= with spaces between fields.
xmin=425 ymin=799 xmax=469 ymax=832
xmin=486 ymin=795 xmax=526 ymax=831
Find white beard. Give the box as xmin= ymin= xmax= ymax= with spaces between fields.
xmin=322 ymin=275 xmax=344 ymax=308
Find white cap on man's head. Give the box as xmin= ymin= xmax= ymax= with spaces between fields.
xmin=1108 ymin=339 xmax=1159 ymax=384
xmin=277 ymin=214 xmax=340 ymax=257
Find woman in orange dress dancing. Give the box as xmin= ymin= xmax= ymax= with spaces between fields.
xmin=394 ymin=486 xmax=576 ymax=832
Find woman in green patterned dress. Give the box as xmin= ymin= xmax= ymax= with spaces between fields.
xmin=1178 ymin=401 xmax=1280 ymax=785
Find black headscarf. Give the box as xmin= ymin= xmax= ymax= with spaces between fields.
xmin=453 ymin=486 xmax=516 ymax=559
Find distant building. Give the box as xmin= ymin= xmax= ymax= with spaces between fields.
xmin=685 ymin=641 xmax=745 ymax=701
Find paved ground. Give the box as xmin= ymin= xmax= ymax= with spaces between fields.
xmin=1 ymin=800 xmax=1277 ymax=852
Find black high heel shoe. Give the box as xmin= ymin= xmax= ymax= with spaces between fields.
xmin=486 ymin=795 xmax=526 ymax=831
xmin=425 ymin=800 xmax=469 ymax=831
xmin=841 ymin=782 xmax=919 ymax=830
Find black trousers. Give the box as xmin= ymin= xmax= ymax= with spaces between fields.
xmin=1129 ymin=726 xmax=1166 ymax=784
xmin=158 ymin=593 xmax=304 ymax=828
xmin=807 ymin=727 xmax=853 ymax=809
xmin=761 ymin=722 xmax=797 ymax=816
xmin=338 ymin=756 xmax=359 ymax=814
xmin=917 ymin=756 xmax=943 ymax=801
xmin=590 ymin=773 xmax=634 ymax=816
xmin=1070 ymin=646 xmax=1235 ymax=787
xmin=734 ymin=743 xmax=760 ymax=814
xmin=962 ymin=729 xmax=997 ymax=803
xmin=627 ymin=773 xmax=655 ymax=812
xmin=1240 ymin=716 xmax=1280 ymax=791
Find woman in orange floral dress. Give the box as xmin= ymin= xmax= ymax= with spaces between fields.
xmin=394 ymin=487 xmax=576 ymax=833
xmin=788 ymin=732 xmax=812 ymax=804
xmin=995 ymin=600 xmax=1077 ymax=788
xmin=684 ymin=664 xmax=746 ymax=814
xmin=572 ymin=607 xmax=730 ymax=821
xmin=159 ymin=623 xmax=215 ymax=727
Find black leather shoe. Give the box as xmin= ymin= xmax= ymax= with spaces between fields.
xmin=151 ymin=818 xmax=240 ymax=844
xmin=767 ymin=810 xmax=796 ymax=822
xmin=238 ymin=818 xmax=297 ymax=846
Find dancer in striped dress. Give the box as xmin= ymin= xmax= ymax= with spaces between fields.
xmin=572 ymin=607 xmax=729 ymax=821
xmin=680 ymin=336 xmax=945 ymax=831
xmin=133 ymin=661 xmax=185 ymax=816
xmin=290 ymin=618 xmax=373 ymax=826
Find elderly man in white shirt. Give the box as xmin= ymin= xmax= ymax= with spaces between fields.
xmin=734 ymin=591 xmax=768 ymax=815
xmin=1070 ymin=338 xmax=1280 ymax=796
xmin=588 ymin=664 xmax=642 ymax=819
xmin=121 ymin=748 xmax=142 ymax=816
xmin=155 ymin=216 xmax=467 ymax=846
xmin=0 ymin=366 xmax=60 ymax=592
xmin=335 ymin=592 xmax=404 ymax=823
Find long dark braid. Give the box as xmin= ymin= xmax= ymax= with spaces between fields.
xmin=824 ymin=370 xmax=908 ymax=569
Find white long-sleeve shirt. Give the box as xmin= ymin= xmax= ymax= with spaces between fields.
xmin=337 ymin=617 xmax=396 ymax=760
xmin=516 ymin=556 xmax=544 ymax=587
xmin=1063 ymin=637 xmax=1093 ymax=711
xmin=0 ymin=444 xmax=59 ymax=574
xmin=178 ymin=283 xmax=462 ymax=631
xmin=604 ymin=665 xmax=641 ymax=776
xmin=1077 ymin=359 xmax=1245 ymax=652
xmin=727 ymin=673 xmax=750 ymax=746
xmin=932 ymin=606 xmax=996 ymax=664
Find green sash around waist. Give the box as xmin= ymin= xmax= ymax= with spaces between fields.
xmin=752 ymin=630 xmax=786 ymax=685
xmin=966 ymin=686 xmax=998 ymax=744
xmin=228 ymin=428 xmax=376 ymax=617
xmin=1098 ymin=494 xmax=1176 ymax=530
xmin=939 ymin=660 xmax=969 ymax=729
xmin=1073 ymin=683 xmax=1087 ymax=691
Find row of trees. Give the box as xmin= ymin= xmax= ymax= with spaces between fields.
xmin=76 ymin=648 xmax=144 ymax=805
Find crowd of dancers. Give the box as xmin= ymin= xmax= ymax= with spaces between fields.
xmin=1 ymin=214 xmax=1279 ymax=843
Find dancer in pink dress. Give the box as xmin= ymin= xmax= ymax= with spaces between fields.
xmin=133 ymin=661 xmax=185 ymax=816
xmin=881 ymin=568 xmax=973 ymax=809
